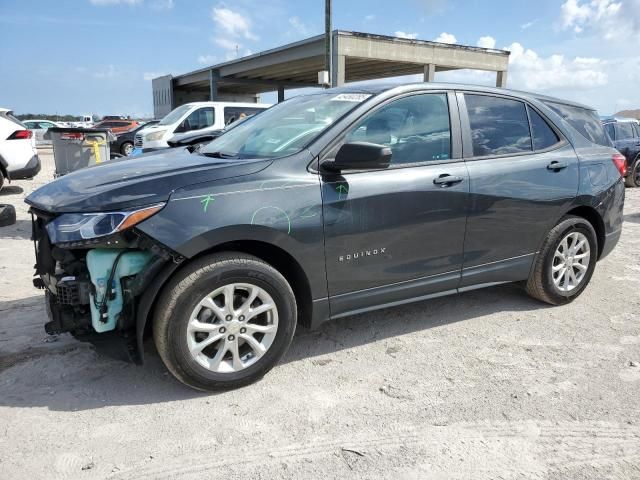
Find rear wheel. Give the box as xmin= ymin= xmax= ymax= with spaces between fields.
xmin=625 ymin=156 xmax=640 ymax=188
xmin=153 ymin=253 xmax=297 ymax=391
xmin=121 ymin=141 xmax=134 ymax=156
xmin=526 ymin=216 xmax=597 ymax=305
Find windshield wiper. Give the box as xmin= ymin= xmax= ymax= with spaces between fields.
xmin=201 ymin=151 xmax=238 ymax=159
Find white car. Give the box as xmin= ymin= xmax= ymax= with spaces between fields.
xmin=23 ymin=119 xmax=63 ymax=145
xmin=135 ymin=101 xmax=270 ymax=152
xmin=0 ymin=108 xmax=41 ymax=191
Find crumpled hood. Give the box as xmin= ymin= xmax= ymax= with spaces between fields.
xmin=26 ymin=149 xmax=271 ymax=213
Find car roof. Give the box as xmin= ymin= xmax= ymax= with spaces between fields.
xmin=313 ymin=82 xmax=597 ymax=111
xmin=179 ymin=101 xmax=272 ymax=108
xmin=601 ymin=116 xmax=639 ymax=124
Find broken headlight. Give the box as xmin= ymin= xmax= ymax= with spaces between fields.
xmin=45 ymin=204 xmax=165 ymax=244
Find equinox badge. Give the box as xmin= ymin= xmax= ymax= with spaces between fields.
xmin=339 ymin=248 xmax=386 ymax=262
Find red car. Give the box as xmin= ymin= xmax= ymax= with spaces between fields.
xmin=93 ymin=119 xmax=139 ymax=134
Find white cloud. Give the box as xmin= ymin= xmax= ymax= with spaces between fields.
xmin=477 ymin=36 xmax=496 ymax=49
xmin=289 ymin=16 xmax=310 ymax=36
xmin=560 ymin=0 xmax=640 ymax=39
xmin=211 ymin=6 xmax=257 ymax=40
xmin=504 ymin=41 xmax=608 ymax=90
xmin=395 ymin=31 xmax=418 ymax=39
xmin=434 ymin=32 xmax=456 ymax=44
xmin=215 ymin=37 xmax=241 ymax=51
xmin=521 ymin=19 xmax=538 ymax=29
xmin=365 ymin=14 xmax=375 ymax=21
xmin=197 ymin=54 xmax=217 ymax=65
xmin=92 ymin=64 xmax=118 ymax=79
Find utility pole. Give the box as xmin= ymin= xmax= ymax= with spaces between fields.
xmin=325 ymin=0 xmax=332 ymax=87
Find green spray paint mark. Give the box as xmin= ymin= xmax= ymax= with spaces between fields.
xmin=251 ymin=206 xmax=292 ymax=235
xmin=335 ymin=184 xmax=349 ymax=200
xmin=201 ymin=194 xmax=215 ymax=212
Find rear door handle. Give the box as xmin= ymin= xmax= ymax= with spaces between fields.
xmin=547 ymin=161 xmax=568 ymax=171
xmin=433 ymin=174 xmax=464 ymax=186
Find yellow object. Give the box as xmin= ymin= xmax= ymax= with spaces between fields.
xmin=85 ymin=137 xmax=107 ymax=164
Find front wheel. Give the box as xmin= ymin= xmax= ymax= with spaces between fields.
xmin=153 ymin=253 xmax=297 ymax=391
xmin=121 ymin=141 xmax=134 ymax=156
xmin=526 ymin=216 xmax=597 ymax=305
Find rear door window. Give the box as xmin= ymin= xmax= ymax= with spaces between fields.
xmin=528 ymin=106 xmax=560 ymax=150
xmin=617 ymin=122 xmax=635 ymax=140
xmin=542 ymin=101 xmax=610 ymax=146
xmin=465 ymin=94 xmax=532 ymax=157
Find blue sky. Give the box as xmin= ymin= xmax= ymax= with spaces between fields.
xmin=1 ymin=0 xmax=638 ymax=117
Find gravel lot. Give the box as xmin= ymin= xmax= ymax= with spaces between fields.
xmin=1 ymin=149 xmax=639 ymax=479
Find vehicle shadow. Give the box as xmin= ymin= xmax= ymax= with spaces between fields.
xmin=0 ymin=283 xmax=552 ymax=411
xmin=623 ymin=212 xmax=640 ymax=224
xmin=0 ymin=219 xmax=32 ymax=239
xmin=0 ymin=185 xmax=24 ymax=196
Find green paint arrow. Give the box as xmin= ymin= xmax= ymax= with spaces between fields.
xmin=201 ymin=194 xmax=215 ymax=212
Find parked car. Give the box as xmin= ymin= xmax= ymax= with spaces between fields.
xmin=135 ymin=101 xmax=270 ymax=153
xmin=165 ymin=114 xmax=254 ymax=150
xmin=110 ymin=121 xmax=159 ymax=156
xmin=93 ymin=119 xmax=139 ymax=135
xmin=102 ymin=115 xmax=127 ymax=121
xmin=26 ymin=83 xmax=624 ymax=391
xmin=602 ymin=117 xmax=640 ymax=187
xmin=0 ymin=108 xmax=41 ymax=191
xmin=23 ymin=119 xmax=63 ymax=145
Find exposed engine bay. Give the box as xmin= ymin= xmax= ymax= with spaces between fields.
xmin=30 ymin=207 xmax=182 ymax=363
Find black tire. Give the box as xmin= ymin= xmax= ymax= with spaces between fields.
xmin=120 ymin=141 xmax=134 ymax=156
xmin=0 ymin=204 xmax=16 ymax=227
xmin=153 ymin=252 xmax=297 ymax=391
xmin=526 ymin=216 xmax=597 ymax=305
xmin=625 ymin=156 xmax=640 ymax=188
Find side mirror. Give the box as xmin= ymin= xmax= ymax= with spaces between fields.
xmin=324 ymin=142 xmax=392 ymax=172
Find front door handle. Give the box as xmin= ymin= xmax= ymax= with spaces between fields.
xmin=433 ymin=174 xmax=464 ymax=186
xmin=547 ymin=161 xmax=568 ymax=171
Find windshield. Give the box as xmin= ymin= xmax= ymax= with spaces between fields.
xmin=201 ymin=92 xmax=371 ymax=159
xmin=158 ymin=105 xmax=193 ymax=126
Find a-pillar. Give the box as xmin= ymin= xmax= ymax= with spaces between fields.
xmin=423 ymin=64 xmax=436 ymax=82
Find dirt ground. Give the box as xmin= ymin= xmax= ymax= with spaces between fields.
xmin=1 ymin=149 xmax=639 ymax=480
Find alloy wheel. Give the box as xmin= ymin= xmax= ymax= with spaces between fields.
xmin=551 ymin=231 xmax=591 ymax=293
xmin=186 ymin=283 xmax=279 ymax=373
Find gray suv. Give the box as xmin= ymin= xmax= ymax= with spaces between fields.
xmin=27 ymin=83 xmax=625 ymax=391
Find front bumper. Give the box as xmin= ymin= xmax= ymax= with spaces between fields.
xmin=9 ymin=154 xmax=41 ymax=180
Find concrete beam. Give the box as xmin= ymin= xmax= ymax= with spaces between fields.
xmin=496 ymin=70 xmax=507 ymax=88
xmin=338 ymin=35 xmax=509 ymax=72
xmin=332 ymin=54 xmax=345 ymax=87
xmin=423 ymin=64 xmax=436 ymax=82
xmin=209 ymin=69 xmax=219 ymax=101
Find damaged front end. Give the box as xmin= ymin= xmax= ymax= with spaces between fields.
xmin=30 ymin=204 xmax=182 ymax=364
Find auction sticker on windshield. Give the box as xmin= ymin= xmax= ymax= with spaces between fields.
xmin=330 ymin=93 xmax=372 ymax=102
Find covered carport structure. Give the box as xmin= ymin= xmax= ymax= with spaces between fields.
xmin=152 ymin=30 xmax=510 ymax=118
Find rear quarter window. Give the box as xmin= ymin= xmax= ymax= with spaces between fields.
xmin=543 ymin=101 xmax=611 ymax=147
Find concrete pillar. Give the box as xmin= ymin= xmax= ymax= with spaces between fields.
xmin=423 ymin=64 xmax=436 ymax=82
xmin=209 ymin=69 xmax=219 ymax=100
xmin=277 ymin=86 xmax=285 ymax=102
xmin=496 ymin=70 xmax=507 ymax=88
xmin=332 ymin=54 xmax=345 ymax=87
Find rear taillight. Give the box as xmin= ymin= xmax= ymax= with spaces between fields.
xmin=60 ymin=132 xmax=84 ymax=140
xmin=7 ymin=130 xmax=32 ymax=140
xmin=612 ymin=153 xmax=627 ymax=177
